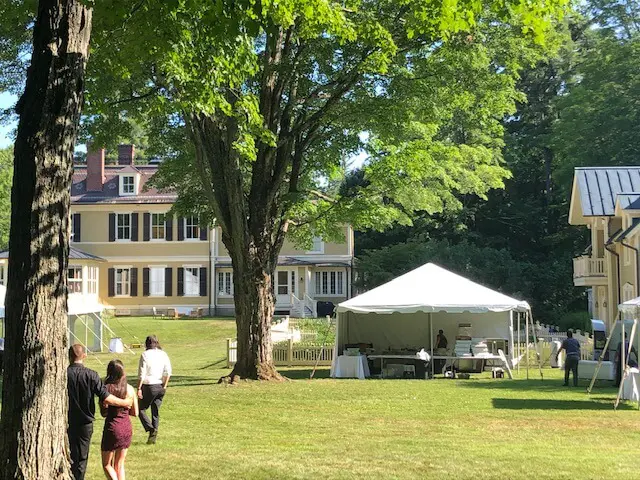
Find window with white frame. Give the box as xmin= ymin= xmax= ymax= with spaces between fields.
xmin=308 ymin=236 xmax=324 ymax=253
xmin=217 ymin=271 xmax=233 ymax=296
xmin=184 ymin=267 xmax=200 ymax=296
xmin=150 ymin=267 xmax=165 ymax=296
xmin=0 ymin=265 xmax=5 ymax=286
xmin=115 ymin=267 xmax=131 ymax=296
xmin=87 ymin=267 xmax=98 ymax=294
xmin=121 ymin=175 xmax=135 ymax=195
xmin=185 ymin=216 xmax=199 ymax=240
xmin=117 ymin=213 xmax=131 ymax=240
xmin=315 ymin=270 xmax=344 ymax=296
xmin=68 ymin=266 xmax=83 ymax=294
xmin=151 ymin=213 xmax=166 ymax=240
xmin=623 ymin=283 xmax=635 ymax=302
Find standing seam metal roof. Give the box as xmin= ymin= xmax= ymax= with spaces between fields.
xmin=576 ymin=167 xmax=640 ymax=216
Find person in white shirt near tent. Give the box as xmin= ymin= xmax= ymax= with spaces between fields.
xmin=137 ymin=335 xmax=172 ymax=445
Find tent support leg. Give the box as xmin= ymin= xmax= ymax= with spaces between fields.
xmin=429 ymin=313 xmax=434 ymax=378
xmin=587 ymin=311 xmax=620 ymax=394
xmin=526 ymin=312 xmax=529 ymax=380
xmin=517 ymin=313 xmax=521 ymax=375
xmin=509 ymin=311 xmax=515 ymax=365
xmin=615 ymin=318 xmax=638 ymax=410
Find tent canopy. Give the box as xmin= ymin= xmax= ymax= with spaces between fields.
xmin=338 ymin=263 xmax=529 ymax=315
xmin=620 ymin=296 xmax=640 ymax=312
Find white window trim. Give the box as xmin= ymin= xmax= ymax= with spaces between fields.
xmin=87 ymin=266 xmax=98 ymax=295
xmin=306 ymin=236 xmax=325 ymax=254
xmin=314 ymin=270 xmax=345 ymax=297
xmin=184 ymin=216 xmax=200 ymax=241
xmin=68 ymin=265 xmax=83 ymax=295
xmin=118 ymin=174 xmax=139 ymax=196
xmin=114 ymin=265 xmax=133 ymax=298
xmin=150 ymin=213 xmax=167 ymax=242
xmin=149 ymin=265 xmax=166 ymax=297
xmin=116 ymin=212 xmax=133 ymax=242
xmin=217 ymin=271 xmax=234 ymax=297
xmin=183 ymin=264 xmax=202 ymax=297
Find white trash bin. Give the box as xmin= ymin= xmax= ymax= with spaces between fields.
xmin=550 ymin=340 xmax=563 ymax=368
xmin=109 ymin=337 xmax=124 ymax=353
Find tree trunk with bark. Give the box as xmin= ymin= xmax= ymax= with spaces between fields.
xmin=0 ymin=1 xmax=92 ymax=478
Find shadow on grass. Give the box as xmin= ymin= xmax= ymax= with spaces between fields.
xmin=492 ymin=397 xmax=633 ymax=410
xmin=280 ymin=368 xmax=331 ymax=380
xmin=459 ymin=378 xmax=618 ymax=394
xmin=199 ymin=358 xmax=228 ymax=370
xmin=169 ymin=375 xmax=218 ymax=388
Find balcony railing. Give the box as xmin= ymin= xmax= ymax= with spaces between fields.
xmin=573 ymin=256 xmax=606 ymax=278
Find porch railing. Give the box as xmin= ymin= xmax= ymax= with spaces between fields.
xmin=573 ymin=256 xmax=606 ymax=278
xmin=227 ymin=338 xmax=334 ymax=368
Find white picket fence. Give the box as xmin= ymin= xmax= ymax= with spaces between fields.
xmin=226 ymin=338 xmax=334 ymax=368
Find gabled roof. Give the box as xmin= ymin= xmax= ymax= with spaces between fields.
xmin=116 ymin=165 xmax=141 ymax=174
xmin=617 ymin=193 xmax=640 ymax=211
xmin=0 ymin=247 xmax=105 ymax=262
xmin=574 ymin=167 xmax=640 ymax=217
xmin=613 ymin=218 xmax=640 ymax=243
xmin=337 ymin=263 xmax=529 ymax=314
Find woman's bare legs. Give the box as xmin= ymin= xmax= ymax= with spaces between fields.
xmin=101 ymin=451 xmax=118 ymax=480
xmin=114 ymin=448 xmax=128 ymax=480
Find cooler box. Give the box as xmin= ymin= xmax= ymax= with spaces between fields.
xmin=109 ymin=337 xmax=124 ymax=353
xmin=550 ymin=340 xmax=563 ymax=368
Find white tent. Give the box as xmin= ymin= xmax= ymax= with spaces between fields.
xmin=620 ymin=296 xmax=640 ymax=312
xmin=335 ymin=263 xmax=533 ymax=375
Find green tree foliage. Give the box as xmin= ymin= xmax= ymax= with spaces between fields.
xmin=0 ymin=147 xmax=12 ymax=249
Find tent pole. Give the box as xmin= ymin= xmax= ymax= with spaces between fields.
xmin=430 ymin=313 xmax=434 ymax=378
xmin=517 ymin=312 xmax=521 ymax=374
xmin=509 ymin=311 xmax=515 ymax=364
xmin=587 ymin=311 xmax=620 ymax=394
xmin=615 ymin=318 xmax=637 ymax=410
xmin=526 ymin=311 xmax=530 ymax=380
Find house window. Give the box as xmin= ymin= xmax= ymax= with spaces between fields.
xmin=0 ymin=265 xmax=5 ymax=286
xmin=184 ymin=267 xmax=200 ymax=296
xmin=151 ymin=213 xmax=166 ymax=240
xmin=185 ymin=216 xmax=199 ymax=240
xmin=68 ymin=266 xmax=83 ymax=294
xmin=315 ymin=271 xmax=344 ymax=296
xmin=117 ymin=213 xmax=131 ymax=240
xmin=308 ymin=236 xmax=324 ymax=253
xmin=115 ymin=268 xmax=131 ymax=296
xmin=623 ymin=283 xmax=635 ymax=303
xmin=150 ymin=267 xmax=165 ymax=296
xmin=122 ymin=176 xmax=135 ymax=195
xmin=218 ymin=271 xmax=233 ymax=296
xmin=87 ymin=267 xmax=98 ymax=294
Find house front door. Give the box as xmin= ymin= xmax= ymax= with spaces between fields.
xmin=275 ymin=269 xmax=295 ymax=306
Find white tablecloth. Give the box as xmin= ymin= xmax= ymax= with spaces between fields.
xmin=622 ymin=368 xmax=640 ymax=401
xmin=331 ymin=355 xmax=370 ymax=379
xmin=578 ymin=360 xmax=615 ymax=380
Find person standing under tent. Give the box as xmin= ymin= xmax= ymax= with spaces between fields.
xmin=615 ymin=332 xmax=638 ymax=387
xmin=67 ymin=345 xmax=132 ymax=480
xmin=556 ymin=330 xmax=581 ymax=387
xmin=137 ymin=335 xmax=172 ymax=445
xmin=434 ymin=329 xmax=448 ymax=374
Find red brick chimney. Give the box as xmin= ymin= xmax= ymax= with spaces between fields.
xmin=86 ymin=146 xmax=105 ymax=192
xmin=117 ymin=144 xmax=135 ymax=165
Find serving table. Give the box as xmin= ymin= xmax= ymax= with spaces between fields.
xmin=331 ymin=354 xmax=370 ymax=379
xmin=367 ymin=354 xmax=430 ymax=379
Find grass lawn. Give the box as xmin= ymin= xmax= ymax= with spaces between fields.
xmin=5 ymin=316 xmax=640 ymax=479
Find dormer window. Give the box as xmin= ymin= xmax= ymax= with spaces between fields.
xmin=122 ymin=175 xmax=135 ymax=195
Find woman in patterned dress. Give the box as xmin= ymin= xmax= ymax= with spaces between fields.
xmin=100 ymin=360 xmax=138 ymax=480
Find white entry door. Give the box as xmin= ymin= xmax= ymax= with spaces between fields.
xmin=275 ymin=269 xmax=296 ymax=306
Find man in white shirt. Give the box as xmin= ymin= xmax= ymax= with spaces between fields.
xmin=137 ymin=335 xmax=172 ymax=445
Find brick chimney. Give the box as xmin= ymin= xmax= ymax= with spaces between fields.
xmin=117 ymin=144 xmax=135 ymax=165
xmin=86 ymin=146 xmax=105 ymax=192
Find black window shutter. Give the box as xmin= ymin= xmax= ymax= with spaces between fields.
xmin=165 ymin=267 xmax=173 ymax=296
xmin=130 ymin=268 xmax=138 ymax=297
xmin=72 ymin=213 xmax=81 ymax=242
xmin=131 ymin=213 xmax=139 ymax=242
xmin=177 ymin=267 xmax=184 ymax=296
xmin=108 ymin=268 xmax=115 ymax=297
xmin=143 ymin=213 xmax=151 ymax=241
xmin=177 ymin=217 xmax=185 ymax=241
xmin=143 ymin=267 xmax=150 ymax=296
xmin=199 ymin=224 xmax=208 ymax=241
xmin=199 ymin=267 xmax=207 ymax=296
xmin=165 ymin=215 xmax=173 ymax=241
xmin=108 ymin=213 xmax=116 ymax=242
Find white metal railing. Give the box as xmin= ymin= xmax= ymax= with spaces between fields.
xmin=573 ymin=256 xmax=606 ymax=278
xmin=304 ymin=294 xmax=318 ymax=317
xmin=227 ymin=338 xmax=334 ymax=367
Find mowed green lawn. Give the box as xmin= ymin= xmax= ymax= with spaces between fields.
xmin=5 ymin=316 xmax=640 ymax=479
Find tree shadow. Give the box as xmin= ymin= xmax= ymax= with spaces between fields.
xmin=492 ymin=397 xmax=634 ymax=410
xmin=280 ymin=368 xmax=331 ymax=380
xmin=459 ymin=378 xmax=618 ymax=394
xmin=168 ymin=375 xmax=218 ymax=388
xmin=198 ymin=358 xmax=227 ymax=370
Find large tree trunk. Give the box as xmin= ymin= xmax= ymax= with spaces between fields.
xmin=227 ymin=256 xmax=283 ymax=382
xmin=0 ymin=1 xmax=92 ymax=478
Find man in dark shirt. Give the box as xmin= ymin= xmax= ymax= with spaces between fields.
xmin=556 ymin=330 xmax=581 ymax=387
xmin=67 ymin=344 xmax=131 ymax=480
